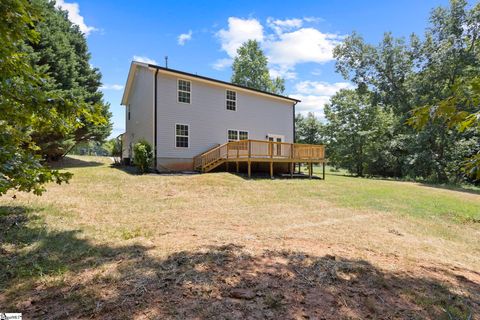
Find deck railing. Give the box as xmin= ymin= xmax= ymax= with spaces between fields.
xmin=193 ymin=139 xmax=325 ymax=172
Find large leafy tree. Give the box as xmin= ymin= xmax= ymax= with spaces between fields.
xmin=231 ymin=40 xmax=285 ymax=94
xmin=332 ymin=0 xmax=480 ymax=182
xmin=407 ymin=0 xmax=480 ymax=180
xmin=0 ymin=0 xmax=72 ymax=195
xmin=27 ymin=0 xmax=112 ymax=160
xmin=295 ymin=113 xmax=324 ymax=144
xmin=324 ymin=90 xmax=394 ymax=177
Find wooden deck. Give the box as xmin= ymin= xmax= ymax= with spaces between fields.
xmin=193 ymin=139 xmax=326 ymax=178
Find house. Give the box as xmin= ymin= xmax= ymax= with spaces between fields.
xmin=120 ymin=61 xmax=326 ymax=177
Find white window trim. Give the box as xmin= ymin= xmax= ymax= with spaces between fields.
xmin=267 ymin=134 xmax=284 ymax=142
xmin=177 ymin=79 xmax=192 ymax=104
xmin=227 ymin=129 xmax=249 ymax=142
xmin=226 ymin=89 xmax=237 ymax=111
xmin=175 ymin=123 xmax=190 ymax=148
xmin=227 ymin=129 xmax=238 ymax=142
xmin=239 ymin=130 xmax=249 ymax=140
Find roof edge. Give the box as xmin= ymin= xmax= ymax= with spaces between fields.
xmin=145 ymin=62 xmax=300 ymax=103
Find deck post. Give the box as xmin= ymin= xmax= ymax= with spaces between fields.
xmin=236 ymin=161 xmax=239 ymax=173
xmin=226 ymin=161 xmax=229 ymax=172
xmin=248 ymin=140 xmax=251 ymax=178
xmin=322 ymin=162 xmax=325 ymax=180
xmin=309 ymin=162 xmax=312 ymax=179
xmin=290 ymin=162 xmax=293 ymax=178
xmin=270 ymin=161 xmax=273 ymax=179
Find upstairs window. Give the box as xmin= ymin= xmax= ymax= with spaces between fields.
xmin=226 ymin=90 xmax=236 ymax=111
xmin=178 ymin=79 xmax=191 ymax=103
xmin=176 ymin=124 xmax=189 ymax=148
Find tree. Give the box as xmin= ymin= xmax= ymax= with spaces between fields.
xmin=295 ymin=113 xmax=324 ymax=144
xmin=231 ymin=40 xmax=285 ymax=94
xmin=332 ymin=0 xmax=480 ymax=183
xmin=324 ymin=90 xmax=394 ymax=176
xmin=0 ymin=0 xmax=72 ymax=195
xmin=409 ymin=76 xmax=480 ymax=180
xmin=27 ymin=0 xmax=112 ymax=161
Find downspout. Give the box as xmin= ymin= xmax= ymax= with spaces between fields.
xmin=293 ymin=102 xmax=297 ymax=143
xmin=154 ymin=68 xmax=159 ymax=171
xmin=293 ymin=101 xmax=297 ymax=174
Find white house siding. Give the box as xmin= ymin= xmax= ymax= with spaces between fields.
xmin=155 ymin=71 xmax=294 ymax=170
xmin=124 ymin=66 xmax=154 ymax=159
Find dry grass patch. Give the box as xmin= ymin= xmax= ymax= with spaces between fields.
xmin=0 ymin=156 xmax=479 ymax=319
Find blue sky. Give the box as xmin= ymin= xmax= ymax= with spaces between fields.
xmin=57 ymin=0 xmax=451 ymax=138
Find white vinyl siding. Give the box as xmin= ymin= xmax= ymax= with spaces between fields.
xmin=177 ymin=79 xmax=191 ymax=103
xmin=155 ymin=71 xmax=294 ymax=159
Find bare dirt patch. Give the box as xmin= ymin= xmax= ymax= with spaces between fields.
xmin=4 ymin=243 xmax=478 ymax=319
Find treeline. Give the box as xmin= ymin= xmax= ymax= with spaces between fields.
xmin=297 ymin=0 xmax=480 ymax=184
xmin=1 ymin=0 xmax=111 ymax=195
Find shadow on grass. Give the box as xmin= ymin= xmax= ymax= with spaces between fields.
xmin=313 ymin=168 xmax=480 ymax=196
xmin=418 ymin=183 xmax=480 ymax=196
xmin=48 ymin=156 xmax=105 ymax=169
xmin=110 ymin=164 xmax=140 ymax=175
xmin=0 ymin=205 xmax=478 ymax=319
xmin=232 ymin=172 xmax=324 ymax=180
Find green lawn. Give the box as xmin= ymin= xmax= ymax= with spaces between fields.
xmin=1 ymin=156 xmax=479 ymax=319
xmin=308 ymin=166 xmax=480 ymax=222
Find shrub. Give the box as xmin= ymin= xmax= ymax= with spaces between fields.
xmin=133 ymin=139 xmax=154 ymax=174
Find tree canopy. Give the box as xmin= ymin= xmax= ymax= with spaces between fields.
xmin=324 ymin=90 xmax=395 ymax=177
xmin=295 ymin=113 xmax=324 ymax=145
xmin=231 ymin=40 xmax=285 ymax=94
xmin=0 ymin=0 xmax=71 ymax=195
xmin=27 ymin=0 xmax=112 ymax=161
xmin=328 ymin=0 xmax=480 ymax=183
xmin=0 ymin=0 xmax=111 ymax=195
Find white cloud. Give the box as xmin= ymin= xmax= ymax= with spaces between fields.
xmin=216 ymin=17 xmax=264 ymax=57
xmin=133 ymin=55 xmax=157 ymax=65
xmin=295 ymin=81 xmax=352 ymax=96
xmin=267 ymin=18 xmax=303 ymax=35
xmin=266 ymin=28 xmax=341 ymax=67
xmin=100 ymin=84 xmax=124 ymax=91
xmin=290 ymin=94 xmax=331 ymax=118
xmin=212 ymin=58 xmax=233 ymax=70
xmin=303 ymin=16 xmax=323 ymax=23
xmin=55 ymin=0 xmax=97 ymax=36
xmin=178 ymin=30 xmax=193 ymax=45
xmin=291 ymin=81 xmax=352 ymax=117
xmin=214 ymin=16 xmax=342 ymax=78
xmin=269 ymin=66 xmax=297 ymax=80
